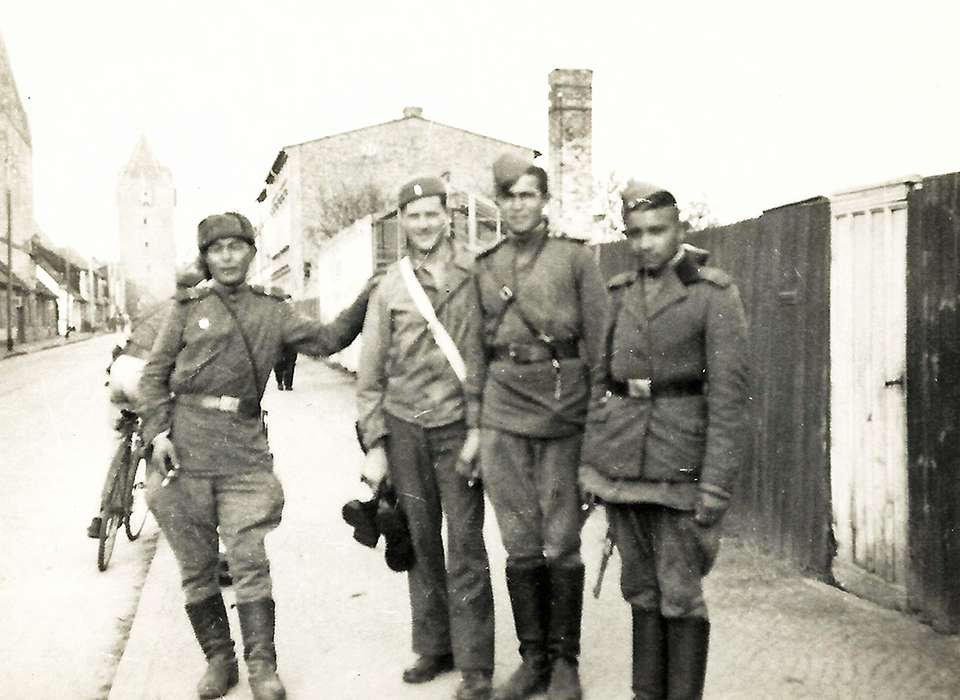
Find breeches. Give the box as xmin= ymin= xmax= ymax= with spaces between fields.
xmin=480 ymin=428 xmax=584 ymax=567
xmin=607 ymin=502 xmax=720 ymax=619
xmin=384 ymin=413 xmax=494 ymax=671
xmin=146 ymin=469 xmax=284 ymax=605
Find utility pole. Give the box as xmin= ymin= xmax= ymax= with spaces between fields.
xmin=5 ymin=187 xmax=11 ymax=352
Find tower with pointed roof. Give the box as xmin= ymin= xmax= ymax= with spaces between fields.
xmin=116 ymin=136 xmax=176 ymax=314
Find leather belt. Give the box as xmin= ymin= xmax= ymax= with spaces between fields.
xmin=490 ymin=339 xmax=580 ymax=364
xmin=608 ymin=378 xmax=705 ymax=400
xmin=176 ymin=393 xmax=261 ymax=418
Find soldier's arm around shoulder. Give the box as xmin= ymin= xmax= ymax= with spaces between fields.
xmin=699 ymin=267 xmax=750 ymax=498
xmin=137 ymin=298 xmax=188 ymax=445
xmin=278 ymin=272 xmax=381 ymax=357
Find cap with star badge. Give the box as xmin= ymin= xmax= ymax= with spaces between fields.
xmin=492 ymin=153 xmax=537 ymax=196
xmin=620 ymin=180 xmax=677 ymax=217
xmin=397 ymin=176 xmax=447 ymax=210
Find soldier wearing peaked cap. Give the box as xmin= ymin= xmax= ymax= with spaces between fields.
xmin=138 ymin=211 xmax=377 ymax=700
xmin=357 ymin=176 xmax=495 ymax=700
xmin=473 ymin=154 xmax=609 ymax=700
xmin=579 ymin=186 xmax=749 ymax=700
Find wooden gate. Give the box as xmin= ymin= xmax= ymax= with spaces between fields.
xmin=830 ymin=179 xmax=913 ymax=587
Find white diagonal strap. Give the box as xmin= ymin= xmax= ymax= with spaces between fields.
xmin=397 ymin=256 xmax=466 ymax=383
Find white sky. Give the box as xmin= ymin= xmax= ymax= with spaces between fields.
xmin=5 ymin=0 xmax=959 ymax=261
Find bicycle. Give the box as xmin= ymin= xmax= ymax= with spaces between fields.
xmin=96 ymin=408 xmax=150 ymax=571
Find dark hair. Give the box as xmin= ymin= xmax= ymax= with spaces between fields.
xmin=497 ymin=165 xmax=549 ymax=198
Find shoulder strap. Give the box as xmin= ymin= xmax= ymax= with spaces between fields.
xmin=397 ymin=257 xmax=467 ymax=383
xmin=210 ymin=288 xmax=266 ymax=401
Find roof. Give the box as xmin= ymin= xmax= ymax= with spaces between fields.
xmin=120 ymin=135 xmax=172 ymax=179
xmin=0 ymin=260 xmax=30 ymax=291
xmin=284 ymin=112 xmax=538 ymax=156
xmin=0 ymin=33 xmax=31 ymax=148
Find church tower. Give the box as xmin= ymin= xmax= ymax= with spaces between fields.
xmin=116 ymin=136 xmax=176 ymax=315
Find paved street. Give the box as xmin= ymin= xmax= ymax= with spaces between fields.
xmin=106 ymin=356 xmax=960 ymax=700
xmin=0 ymin=335 xmax=160 ymax=700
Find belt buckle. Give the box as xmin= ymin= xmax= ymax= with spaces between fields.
xmin=626 ymin=378 xmax=652 ymax=399
xmin=217 ymin=395 xmax=240 ymax=412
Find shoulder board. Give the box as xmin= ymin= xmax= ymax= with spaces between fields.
xmin=250 ymin=284 xmax=288 ymax=301
xmin=607 ymin=270 xmax=638 ymax=290
xmin=548 ymin=232 xmax=586 ymax=245
xmin=697 ymin=266 xmax=733 ymax=288
xmin=175 ymin=286 xmax=212 ymax=303
xmin=475 ymin=237 xmax=508 ymax=260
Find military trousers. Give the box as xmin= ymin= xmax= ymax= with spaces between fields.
xmin=384 ymin=412 xmax=495 ymax=671
xmin=146 ymin=469 xmax=284 ymax=605
xmin=607 ymin=502 xmax=721 ymax=619
xmin=480 ymin=428 xmax=584 ymax=567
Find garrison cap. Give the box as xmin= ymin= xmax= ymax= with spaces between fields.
xmin=493 ymin=153 xmax=536 ymax=194
xmin=397 ymin=176 xmax=447 ymax=210
xmin=621 ymin=180 xmax=678 ymax=216
xmin=197 ymin=212 xmax=256 ymax=252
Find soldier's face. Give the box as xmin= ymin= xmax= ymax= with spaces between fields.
xmin=624 ymin=206 xmax=683 ymax=272
xmin=204 ymin=237 xmax=255 ymax=286
xmin=400 ymin=196 xmax=449 ymax=256
xmin=498 ymin=174 xmax=547 ymax=236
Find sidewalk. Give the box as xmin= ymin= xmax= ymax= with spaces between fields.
xmin=108 ymin=359 xmax=960 ymax=700
xmin=0 ymin=330 xmax=105 ymax=360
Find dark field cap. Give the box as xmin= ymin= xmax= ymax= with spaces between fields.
xmin=397 ymin=176 xmax=447 ymax=210
xmin=493 ymin=152 xmax=535 ymax=193
xmin=621 ymin=180 xmax=677 ymax=214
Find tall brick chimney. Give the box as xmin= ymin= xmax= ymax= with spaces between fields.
xmin=548 ymin=69 xmax=593 ymax=239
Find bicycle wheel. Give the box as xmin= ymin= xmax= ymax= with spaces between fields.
xmin=97 ymin=511 xmax=120 ymax=571
xmin=125 ymin=449 xmax=149 ymax=541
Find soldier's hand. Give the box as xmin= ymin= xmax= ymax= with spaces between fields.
xmin=361 ymin=446 xmax=389 ymax=490
xmin=455 ymin=428 xmax=481 ymax=485
xmin=150 ymin=432 xmax=180 ymax=479
xmin=694 ymin=490 xmax=728 ymax=527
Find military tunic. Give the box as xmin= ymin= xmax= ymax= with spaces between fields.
xmin=579 ymin=250 xmax=749 ymax=618
xmin=474 ymin=226 xmax=609 ymax=566
xmin=138 ymin=280 xmax=370 ymax=604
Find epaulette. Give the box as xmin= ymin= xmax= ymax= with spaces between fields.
xmin=175 ymin=286 xmax=212 ymax=303
xmin=548 ymin=232 xmax=587 ymax=244
xmin=697 ymin=266 xmax=733 ymax=288
xmin=250 ymin=284 xmax=289 ymax=301
xmin=475 ymin=237 xmax=508 ymax=259
xmin=607 ymin=270 xmax=638 ymax=290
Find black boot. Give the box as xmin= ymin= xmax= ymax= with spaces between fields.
xmin=492 ymin=562 xmax=550 ymax=700
xmin=237 ymin=598 xmax=286 ymax=700
xmin=546 ymin=563 xmax=584 ymax=700
xmin=185 ymin=593 xmax=239 ymax=699
xmin=632 ymin=608 xmax=666 ymax=700
xmin=665 ymin=618 xmax=709 ymax=700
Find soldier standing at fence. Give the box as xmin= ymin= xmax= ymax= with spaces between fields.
xmin=139 ymin=212 xmax=375 ymax=700
xmin=357 ymin=176 xmax=495 ymax=700
xmin=579 ymin=185 xmax=749 ymax=700
xmin=474 ymin=154 xmax=609 ymax=700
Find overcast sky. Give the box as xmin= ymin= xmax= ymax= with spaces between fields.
xmin=5 ymin=0 xmax=959 ymax=261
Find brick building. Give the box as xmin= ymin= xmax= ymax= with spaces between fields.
xmin=250 ymin=107 xmax=537 ymax=295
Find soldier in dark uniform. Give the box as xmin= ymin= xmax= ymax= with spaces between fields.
xmin=273 ymin=344 xmax=297 ymax=391
xmin=579 ymin=185 xmax=749 ymax=700
xmin=138 ymin=212 xmax=374 ymax=700
xmin=357 ymin=176 xmax=495 ymax=700
xmin=474 ymin=154 xmax=609 ymax=700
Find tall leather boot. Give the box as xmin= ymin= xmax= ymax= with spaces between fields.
xmin=632 ymin=608 xmax=666 ymax=700
xmin=237 ymin=598 xmax=287 ymax=700
xmin=546 ymin=563 xmax=584 ymax=700
xmin=185 ymin=593 xmax=239 ymax=699
xmin=665 ymin=618 xmax=709 ymax=700
xmin=492 ymin=562 xmax=551 ymax=700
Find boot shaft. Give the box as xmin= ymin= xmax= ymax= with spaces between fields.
xmin=547 ymin=563 xmax=584 ymax=661
xmin=632 ymin=609 xmax=666 ymax=700
xmin=665 ymin=617 xmax=709 ymax=700
xmin=185 ymin=593 xmax=235 ymax=661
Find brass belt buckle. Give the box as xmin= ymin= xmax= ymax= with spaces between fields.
xmin=217 ymin=395 xmax=241 ymax=412
xmin=626 ymin=378 xmax=652 ymax=399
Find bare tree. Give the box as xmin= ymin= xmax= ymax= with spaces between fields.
xmin=680 ymin=200 xmax=719 ymax=232
xmin=305 ymin=181 xmax=390 ymax=243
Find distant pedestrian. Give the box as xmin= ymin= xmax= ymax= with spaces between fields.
xmin=357 ymin=177 xmax=495 ymax=700
xmin=139 ymin=211 xmax=375 ymax=700
xmin=474 ymin=154 xmax=609 ymax=700
xmin=579 ymin=185 xmax=750 ymax=700
xmin=273 ymin=344 xmax=297 ymax=391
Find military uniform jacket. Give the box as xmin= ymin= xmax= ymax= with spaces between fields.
xmin=474 ymin=226 xmax=609 ymax=438
xmin=356 ymin=247 xmax=484 ymax=447
xmin=138 ymin=281 xmax=369 ymax=475
xmin=579 ymin=251 xmax=749 ymax=507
